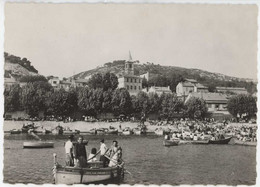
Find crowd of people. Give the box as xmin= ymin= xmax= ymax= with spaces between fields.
xmin=159 ymin=119 xmax=257 ymax=142
xmin=64 ymin=135 xmax=123 ymax=168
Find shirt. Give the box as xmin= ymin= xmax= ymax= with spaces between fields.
xmin=100 ymin=143 xmax=107 ymax=155
xmin=74 ymin=143 xmax=87 ymax=159
xmin=65 ymin=140 xmax=73 ymax=154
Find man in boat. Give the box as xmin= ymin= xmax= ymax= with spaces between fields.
xmin=74 ymin=136 xmax=87 ymax=168
xmin=98 ymin=139 xmax=109 ymax=167
xmin=65 ymin=135 xmax=74 ymax=166
xmin=108 ymin=140 xmax=123 ymax=167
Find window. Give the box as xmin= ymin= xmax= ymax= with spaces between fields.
xmin=129 ymin=64 xmax=132 ymax=68
xmin=127 ymin=85 xmax=129 ymax=90
xmin=53 ymin=81 xmax=57 ymax=84
xmin=130 ymin=85 xmax=133 ymax=90
xmin=139 ymin=86 xmax=141 ymax=90
xmin=130 ymin=79 xmax=132 ymax=82
xmin=134 ymin=86 xmax=136 ymax=90
xmin=126 ymin=78 xmax=128 ymax=82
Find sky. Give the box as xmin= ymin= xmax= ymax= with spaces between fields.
xmin=4 ymin=3 xmax=258 ymax=80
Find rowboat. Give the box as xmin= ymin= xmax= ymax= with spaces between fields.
xmin=154 ymin=128 xmax=164 ymax=136
xmin=234 ymin=139 xmax=257 ymax=147
xmin=52 ymin=154 xmax=124 ymax=184
xmin=163 ymin=139 xmax=179 ymax=146
xmin=105 ymin=129 xmax=118 ymax=135
xmin=121 ymin=128 xmax=132 ymax=135
xmin=179 ymin=140 xmax=209 ymax=145
xmin=23 ymin=141 xmax=54 ymax=148
xmin=10 ymin=129 xmax=22 ymax=134
xmin=208 ymin=137 xmax=232 ymax=144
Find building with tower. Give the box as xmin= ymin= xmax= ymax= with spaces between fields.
xmin=117 ymin=52 xmax=143 ymax=96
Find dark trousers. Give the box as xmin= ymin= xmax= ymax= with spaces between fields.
xmin=100 ymin=155 xmax=109 ymax=167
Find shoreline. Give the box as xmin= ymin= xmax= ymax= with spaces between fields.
xmin=3 ymin=120 xmax=256 ymax=133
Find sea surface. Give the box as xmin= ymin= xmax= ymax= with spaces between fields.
xmin=3 ymin=134 xmax=256 ymax=185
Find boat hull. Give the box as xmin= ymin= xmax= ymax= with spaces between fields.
xmin=234 ymin=139 xmax=257 ymax=147
xmin=23 ymin=141 xmax=54 ymax=148
xmin=163 ymin=139 xmax=179 ymax=146
xmin=208 ymin=137 xmax=232 ymax=144
xmin=54 ymin=166 xmax=123 ymax=184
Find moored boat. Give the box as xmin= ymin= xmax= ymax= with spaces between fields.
xmin=122 ymin=128 xmax=132 ymax=135
xmin=154 ymin=128 xmax=164 ymax=136
xmin=23 ymin=141 xmax=54 ymax=148
xmin=234 ymin=139 xmax=257 ymax=147
xmin=10 ymin=129 xmax=22 ymax=134
xmin=163 ymin=139 xmax=179 ymax=146
xmin=208 ymin=137 xmax=232 ymax=144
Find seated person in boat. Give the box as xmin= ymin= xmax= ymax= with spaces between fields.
xmin=108 ymin=140 xmax=122 ymax=167
xmin=65 ymin=135 xmax=74 ymax=166
xmin=74 ymin=136 xmax=87 ymax=168
xmin=88 ymin=148 xmax=97 ymax=162
xmin=164 ymin=134 xmax=170 ymax=140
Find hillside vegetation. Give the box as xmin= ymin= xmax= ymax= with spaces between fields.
xmin=72 ymin=60 xmax=257 ymax=94
xmin=4 ymin=52 xmax=38 ymax=80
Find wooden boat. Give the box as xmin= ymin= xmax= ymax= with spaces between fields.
xmin=10 ymin=129 xmax=22 ymax=134
xmin=163 ymin=139 xmax=179 ymax=146
xmin=105 ymin=129 xmax=118 ymax=135
xmin=23 ymin=141 xmax=54 ymax=148
xmin=154 ymin=128 xmax=164 ymax=136
xmin=53 ymin=154 xmax=124 ymax=184
xmin=121 ymin=128 xmax=132 ymax=135
xmin=208 ymin=137 xmax=232 ymax=144
xmin=178 ymin=140 xmax=209 ymax=145
xmin=234 ymin=139 xmax=257 ymax=147
xmin=132 ymin=128 xmax=146 ymax=135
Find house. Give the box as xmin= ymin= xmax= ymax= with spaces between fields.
xmin=176 ymin=78 xmax=208 ymax=97
xmin=48 ymin=77 xmax=88 ymax=90
xmin=4 ymin=77 xmax=17 ymax=90
xmin=216 ymin=87 xmax=248 ymax=95
xmin=117 ymin=52 xmax=143 ymax=96
xmin=142 ymin=86 xmax=172 ymax=96
xmin=185 ymin=92 xmax=228 ymax=112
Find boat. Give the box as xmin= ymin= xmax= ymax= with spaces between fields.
xmin=234 ymin=139 xmax=257 ymax=147
xmin=63 ymin=130 xmax=80 ymax=135
xmin=21 ymin=122 xmax=35 ymax=133
xmin=52 ymin=154 xmax=124 ymax=184
xmin=154 ymin=128 xmax=164 ymax=136
xmin=96 ymin=128 xmax=106 ymax=135
xmin=121 ymin=128 xmax=132 ymax=135
xmin=208 ymin=137 xmax=232 ymax=144
xmin=132 ymin=127 xmax=146 ymax=135
xmin=10 ymin=129 xmax=22 ymax=134
xmin=23 ymin=141 xmax=54 ymax=148
xmin=52 ymin=126 xmax=64 ymax=135
xmin=105 ymin=129 xmax=118 ymax=135
xmin=179 ymin=140 xmax=209 ymax=144
xmin=163 ymin=139 xmax=179 ymax=146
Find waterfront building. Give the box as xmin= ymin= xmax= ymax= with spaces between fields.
xmin=176 ymin=78 xmax=208 ymax=98
xmin=48 ymin=77 xmax=88 ymax=90
xmin=142 ymin=86 xmax=172 ymax=96
xmin=117 ymin=52 xmax=143 ymax=96
xmin=216 ymin=87 xmax=248 ymax=95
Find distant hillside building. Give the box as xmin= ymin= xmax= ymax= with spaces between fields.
xmin=118 ymin=52 xmax=143 ymax=96
xmin=176 ymin=78 xmax=208 ymax=97
xmin=185 ymin=92 xmax=228 ymax=112
xmin=216 ymin=87 xmax=248 ymax=95
xmin=48 ymin=77 xmax=88 ymax=90
xmin=142 ymin=86 xmax=172 ymax=96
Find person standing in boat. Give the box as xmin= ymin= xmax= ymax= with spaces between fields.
xmin=65 ymin=135 xmax=74 ymax=166
xmin=108 ymin=140 xmax=121 ymax=167
xmin=74 ymin=136 xmax=87 ymax=168
xmin=98 ymin=139 xmax=109 ymax=167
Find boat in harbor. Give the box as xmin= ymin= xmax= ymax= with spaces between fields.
xmin=179 ymin=140 xmax=209 ymax=145
xmin=154 ymin=128 xmax=164 ymax=136
xmin=163 ymin=139 xmax=179 ymax=146
xmin=121 ymin=127 xmax=132 ymax=135
xmin=10 ymin=129 xmax=22 ymax=134
xmin=23 ymin=141 xmax=54 ymax=148
xmin=52 ymin=154 xmax=124 ymax=184
xmin=234 ymin=139 xmax=257 ymax=147
xmin=208 ymin=137 xmax=232 ymax=144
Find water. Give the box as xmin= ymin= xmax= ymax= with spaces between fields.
xmin=4 ymin=134 xmax=256 ymax=185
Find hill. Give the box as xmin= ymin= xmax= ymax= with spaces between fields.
xmin=4 ymin=52 xmax=38 ymax=80
xmin=72 ymin=60 xmax=257 ymax=94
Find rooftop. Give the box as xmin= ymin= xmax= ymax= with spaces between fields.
xmin=187 ymin=92 xmax=228 ymax=104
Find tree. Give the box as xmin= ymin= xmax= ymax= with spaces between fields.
xmin=19 ymin=75 xmax=48 ymax=83
xmin=135 ymin=91 xmax=150 ymax=115
xmin=47 ymin=88 xmax=78 ymax=118
xmin=102 ymin=89 xmax=113 ymax=113
xmin=142 ymin=77 xmax=148 ymax=88
xmin=148 ymin=93 xmax=161 ymax=114
xmin=20 ymin=82 xmax=53 ymax=117
xmin=227 ymin=94 xmax=257 ymax=120
xmin=4 ymin=84 xmax=21 ymax=112
xmin=184 ymin=97 xmax=208 ymax=119
xmin=88 ymin=72 xmax=118 ymax=91
xmin=111 ymin=88 xmax=132 ymax=115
